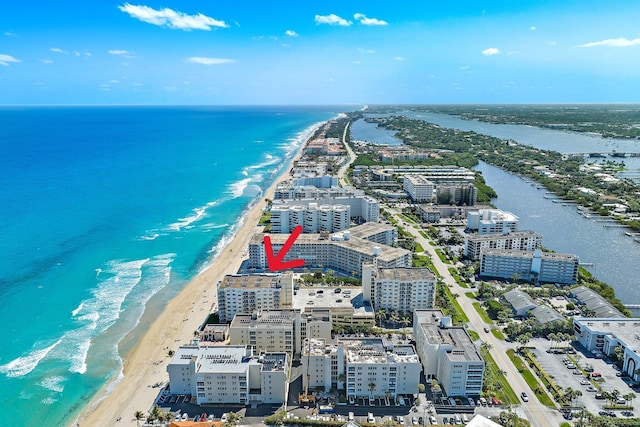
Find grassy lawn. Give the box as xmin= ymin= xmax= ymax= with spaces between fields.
xmin=398 ymin=213 xmax=417 ymax=224
xmin=440 ymin=284 xmax=469 ymax=324
xmin=412 ymin=255 xmax=441 ymax=278
xmin=415 ymin=242 xmax=424 ymax=253
xmin=435 ymin=248 xmax=450 ymax=264
xmin=490 ymin=328 xmax=506 ymax=341
xmin=465 ymin=292 xmax=476 ymax=298
xmin=468 ymin=330 xmax=480 ymax=341
xmin=472 ymin=302 xmax=493 ymax=324
xmin=419 ymin=231 xmax=429 ymax=239
xmin=507 ymin=349 xmax=556 ymax=408
xmin=448 ymin=267 xmax=468 ymax=288
xmin=480 ymin=347 xmax=519 ymax=405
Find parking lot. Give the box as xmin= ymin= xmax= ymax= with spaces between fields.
xmin=529 ymin=338 xmax=636 ymax=418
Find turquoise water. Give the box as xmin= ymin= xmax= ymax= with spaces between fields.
xmin=0 ymin=106 xmax=346 ymax=426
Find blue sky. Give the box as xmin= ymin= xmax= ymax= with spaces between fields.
xmin=1 ymin=0 xmax=639 ymax=104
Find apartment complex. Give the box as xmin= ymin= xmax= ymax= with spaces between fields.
xmin=274 ymin=183 xmax=363 ymax=201
xmin=228 ymin=309 xmax=332 ymax=356
xmin=248 ymin=223 xmax=411 ymax=277
xmin=467 ymin=209 xmax=519 ymax=235
xmin=464 ymin=230 xmax=542 ymax=260
xmin=573 ymin=318 xmax=640 ymax=379
xmin=301 ymin=337 xmax=422 ymax=398
xmin=217 ymin=272 xmax=294 ymax=322
xmin=413 ymin=310 xmax=485 ymax=397
xmin=435 ymin=183 xmax=478 ymax=206
xmin=166 ymin=345 xmax=289 ymax=405
xmin=403 ymin=175 xmax=435 ymax=202
xmin=479 ymin=248 xmax=579 ymax=284
xmin=270 ymin=203 xmax=349 ymax=234
xmin=361 ymin=266 xmax=436 ymax=313
xmin=270 ymin=195 xmax=380 ymax=233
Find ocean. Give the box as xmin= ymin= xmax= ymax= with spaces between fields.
xmin=0 ymin=106 xmax=346 ymax=426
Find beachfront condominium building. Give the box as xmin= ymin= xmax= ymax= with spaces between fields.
xmin=573 ymin=318 xmax=640 ymax=379
xmin=361 ymin=266 xmax=436 ymax=313
xmin=217 ymin=272 xmax=294 ymax=322
xmin=466 ymin=209 xmax=519 ymax=234
xmin=301 ymin=338 xmax=422 ymax=398
xmin=228 ymin=309 xmax=332 ymax=356
xmin=479 ymin=248 xmax=579 ymax=284
xmin=413 ymin=310 xmax=485 ymax=397
xmin=270 ymin=203 xmax=350 ymax=234
xmin=403 ymin=175 xmax=435 ymax=202
xmin=274 ymin=183 xmax=363 ymax=200
xmin=166 ymin=345 xmax=289 ymax=405
xmin=248 ymin=223 xmax=410 ymax=277
xmin=271 ymin=195 xmax=380 ymax=227
xmin=463 ymin=230 xmax=542 ymax=260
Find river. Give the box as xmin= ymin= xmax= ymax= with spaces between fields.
xmin=353 ymin=111 xmax=640 ymax=305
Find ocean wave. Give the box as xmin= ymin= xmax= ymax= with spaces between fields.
xmin=165 ymin=199 xmax=222 ymax=232
xmin=138 ymin=233 xmax=160 ymax=241
xmin=42 ymin=397 xmax=57 ymax=405
xmin=227 ymin=177 xmax=252 ymax=198
xmin=0 ymin=338 xmax=62 ymax=378
xmin=38 ymin=375 xmax=65 ymax=393
xmin=200 ymin=223 xmax=229 ymax=232
xmin=71 ymin=302 xmax=84 ymax=317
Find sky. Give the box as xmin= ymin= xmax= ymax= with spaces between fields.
xmin=1 ymin=0 xmax=640 ymax=105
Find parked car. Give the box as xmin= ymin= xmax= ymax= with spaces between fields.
xmin=586 ymin=386 xmax=597 ymax=392
xmin=580 ymin=379 xmax=591 ymax=385
xmin=591 ymin=372 xmax=602 ymax=377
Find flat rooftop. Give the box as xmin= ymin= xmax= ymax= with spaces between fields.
xmin=482 ymin=248 xmax=577 ymax=261
xmin=219 ymin=272 xmax=292 ymax=289
xmin=261 ymin=353 xmax=288 ymax=372
xmin=230 ymin=310 xmax=296 ymax=328
xmin=339 ymin=338 xmax=419 ymax=364
xmin=293 ymin=287 xmax=372 ymax=314
xmin=171 ymin=345 xmax=251 ymax=373
xmin=465 ymin=231 xmax=541 ymax=242
xmin=415 ymin=310 xmax=482 ymax=362
xmin=377 ymin=267 xmax=436 ymax=282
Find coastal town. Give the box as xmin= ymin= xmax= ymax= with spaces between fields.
xmin=89 ymin=115 xmax=640 ymax=427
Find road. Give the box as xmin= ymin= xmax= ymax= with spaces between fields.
xmin=385 ymin=207 xmax=563 ymax=426
xmin=337 ymin=121 xmax=355 ymax=187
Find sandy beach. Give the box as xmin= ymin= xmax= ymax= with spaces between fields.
xmin=75 ymin=132 xmax=312 ymax=427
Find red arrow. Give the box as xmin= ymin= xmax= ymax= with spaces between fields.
xmin=263 ymin=225 xmax=305 ymax=272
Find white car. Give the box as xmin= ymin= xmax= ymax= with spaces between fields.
xmin=580 ymin=379 xmax=591 ymax=385
xmin=521 ymin=392 xmax=528 ymax=402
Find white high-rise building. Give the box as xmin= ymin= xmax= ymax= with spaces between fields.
xmin=362 ymin=266 xmax=436 ymax=313
xmin=301 ymin=337 xmax=422 ymax=398
xmin=413 ymin=310 xmax=485 ymax=397
xmin=464 ymin=230 xmax=542 ymax=260
xmin=270 ymin=203 xmax=350 ymax=233
xmin=217 ymin=272 xmax=294 ymax=322
xmin=479 ymin=248 xmax=579 ymax=284
xmin=403 ymin=175 xmax=435 ymax=202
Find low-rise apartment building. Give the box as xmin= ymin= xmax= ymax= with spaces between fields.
xmin=248 ymin=223 xmax=410 ymax=277
xmin=467 ymin=209 xmax=519 ymax=234
xmin=413 ymin=310 xmax=484 ymax=397
xmin=479 ymin=248 xmax=579 ymax=284
xmin=167 ymin=345 xmax=289 ymax=405
xmin=573 ymin=318 xmax=640 ymax=379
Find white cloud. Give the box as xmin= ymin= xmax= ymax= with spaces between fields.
xmin=110 ymin=80 xmax=120 ymax=84
xmin=186 ymin=56 xmax=234 ymax=65
xmin=394 ymin=56 xmax=405 ymax=61
xmin=74 ymin=51 xmax=81 ymax=56
xmin=460 ymin=65 xmax=470 ymax=70
xmin=85 ymin=52 xmax=92 ymax=57
xmin=39 ymin=59 xmax=53 ymax=64
xmin=354 ymin=13 xmax=388 ymax=26
xmin=357 ymin=48 xmax=376 ymax=54
xmin=4 ymin=31 xmax=18 ymax=37
xmin=576 ymin=37 xmax=640 ymax=48
xmin=51 ymin=47 xmax=68 ymax=54
xmin=285 ymin=30 xmax=298 ymax=37
xmin=108 ymin=49 xmax=135 ymax=58
xmin=482 ymin=47 xmax=501 ymax=56
xmin=118 ymin=3 xmax=229 ymax=31
xmin=353 ymin=60 xmax=361 ymax=64
xmin=0 ymin=53 xmax=21 ymax=66
xmin=530 ymin=26 xmax=537 ymax=31
xmin=315 ymin=14 xmax=352 ymax=26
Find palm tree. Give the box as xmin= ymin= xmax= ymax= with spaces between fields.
xmin=376 ymin=309 xmax=387 ymax=328
xmin=167 ymin=349 xmax=175 ymax=358
xmin=133 ymin=410 xmax=145 ymax=427
xmin=224 ymin=411 xmax=242 ymax=427
xmin=623 ymin=392 xmax=636 ymax=407
xmin=369 ymin=382 xmax=376 ymax=398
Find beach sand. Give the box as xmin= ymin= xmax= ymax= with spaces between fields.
xmin=75 ymin=134 xmax=311 ymax=427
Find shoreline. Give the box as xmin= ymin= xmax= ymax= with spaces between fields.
xmin=74 ymin=121 xmax=322 ymax=427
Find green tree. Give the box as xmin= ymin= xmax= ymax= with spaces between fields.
xmin=133 ymin=410 xmax=145 ymax=427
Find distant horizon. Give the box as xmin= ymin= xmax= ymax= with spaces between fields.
xmin=2 ymin=102 xmax=640 ymax=107
xmin=2 ymin=1 xmax=640 ymax=104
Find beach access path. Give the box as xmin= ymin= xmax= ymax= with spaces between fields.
xmin=76 ymin=133 xmax=311 ymax=427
